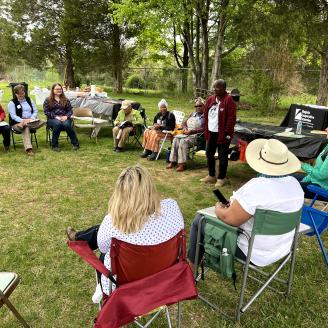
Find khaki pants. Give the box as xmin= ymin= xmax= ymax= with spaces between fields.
xmin=12 ymin=120 xmax=46 ymax=150
xmin=169 ymin=135 xmax=197 ymax=164
xmin=112 ymin=126 xmax=133 ymax=148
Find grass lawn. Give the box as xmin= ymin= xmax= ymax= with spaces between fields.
xmin=0 ymin=82 xmax=327 ymax=327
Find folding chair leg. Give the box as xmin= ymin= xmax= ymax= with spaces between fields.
xmin=165 ymin=306 xmax=172 ymax=328
xmin=310 ymin=212 xmax=328 ymax=265
xmin=156 ymin=134 xmax=168 ymax=160
xmin=11 ymin=130 xmax=16 ymax=150
xmin=176 ymin=303 xmax=181 ymax=328
xmin=33 ymin=133 xmax=38 ymax=148
xmin=1 ymin=297 xmax=30 ymax=328
xmin=287 ymin=231 xmax=300 ymax=295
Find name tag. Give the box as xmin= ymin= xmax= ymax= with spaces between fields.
xmin=17 ymin=105 xmax=22 ymax=109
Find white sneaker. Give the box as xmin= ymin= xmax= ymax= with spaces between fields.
xmin=215 ymin=178 xmax=227 ymax=187
xmin=92 ymin=283 xmax=103 ymax=304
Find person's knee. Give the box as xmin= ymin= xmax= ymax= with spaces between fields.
xmin=48 ymin=120 xmax=61 ymax=129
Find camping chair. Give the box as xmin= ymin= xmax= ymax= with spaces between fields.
xmin=72 ymin=107 xmax=97 ymax=142
xmin=0 ymin=272 xmax=30 ymax=327
xmin=68 ymin=229 xmax=197 ymax=328
xmin=301 ymin=185 xmax=328 ymax=266
xmin=46 ymin=125 xmax=69 ymax=145
xmin=193 ymin=208 xmax=302 ymax=322
xmin=156 ymin=110 xmax=185 ymax=160
xmin=188 ymin=132 xmax=206 ymax=168
xmin=11 ymin=127 xmax=38 ymax=150
xmin=126 ymin=124 xmax=144 ymax=148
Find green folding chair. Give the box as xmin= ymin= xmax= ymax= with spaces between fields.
xmin=194 ymin=208 xmax=302 ymax=322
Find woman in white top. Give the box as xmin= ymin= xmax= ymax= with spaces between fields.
xmin=188 ymin=139 xmax=304 ymax=267
xmin=97 ymin=164 xmax=184 ymax=295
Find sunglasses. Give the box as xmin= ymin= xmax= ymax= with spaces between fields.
xmin=194 ymin=105 xmax=203 ymax=108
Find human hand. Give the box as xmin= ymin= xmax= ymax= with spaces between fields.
xmin=154 ymin=123 xmax=161 ymax=129
xmin=184 ymin=130 xmax=191 ymax=135
xmin=61 ymin=116 xmax=68 ymax=121
xmin=55 ymin=116 xmax=61 ymax=121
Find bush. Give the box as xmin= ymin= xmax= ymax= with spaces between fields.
xmin=125 ymin=74 xmax=146 ymax=89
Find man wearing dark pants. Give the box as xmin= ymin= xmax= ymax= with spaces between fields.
xmin=200 ymin=79 xmax=236 ymax=187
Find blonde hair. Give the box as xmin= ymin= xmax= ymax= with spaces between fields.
xmin=108 ymin=165 xmax=161 ymax=234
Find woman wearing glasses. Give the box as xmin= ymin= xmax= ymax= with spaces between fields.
xmin=166 ymin=98 xmax=205 ymax=172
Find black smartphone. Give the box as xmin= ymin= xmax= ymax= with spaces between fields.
xmin=213 ymin=189 xmax=229 ymax=205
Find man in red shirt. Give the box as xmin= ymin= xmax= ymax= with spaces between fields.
xmin=200 ymin=79 xmax=236 ymax=187
xmin=0 ymin=104 xmax=10 ymax=152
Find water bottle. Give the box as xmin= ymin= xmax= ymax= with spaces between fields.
xmin=296 ymin=120 xmax=302 ymax=135
xmin=222 ymin=248 xmax=229 ymax=256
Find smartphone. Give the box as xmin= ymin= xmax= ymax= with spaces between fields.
xmin=213 ymin=189 xmax=229 ymax=205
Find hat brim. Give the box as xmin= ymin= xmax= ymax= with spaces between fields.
xmin=245 ymin=139 xmax=301 ymax=176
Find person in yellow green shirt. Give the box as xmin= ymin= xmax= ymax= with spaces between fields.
xmin=112 ymin=100 xmax=143 ymax=152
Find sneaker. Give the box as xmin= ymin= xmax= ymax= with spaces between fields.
xmin=26 ymin=148 xmax=34 ymax=156
xmin=200 ymin=175 xmax=217 ymax=183
xmin=52 ymin=147 xmax=61 ymax=152
xmin=65 ymin=227 xmax=77 ymax=241
xmin=147 ymin=152 xmax=158 ymax=161
xmin=112 ymin=147 xmax=117 ymax=152
xmin=72 ymin=145 xmax=79 ymax=151
xmin=115 ymin=147 xmax=123 ymax=152
xmin=3 ymin=146 xmax=9 ymax=153
xmin=140 ymin=150 xmax=151 ymax=158
xmin=215 ymin=178 xmax=227 ymax=187
xmin=92 ymin=283 xmax=103 ymax=304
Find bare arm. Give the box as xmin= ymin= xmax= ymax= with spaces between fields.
xmin=214 ymin=199 xmax=252 ymax=227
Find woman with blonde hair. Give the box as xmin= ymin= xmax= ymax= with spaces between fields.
xmin=66 ymin=164 xmax=184 ymax=296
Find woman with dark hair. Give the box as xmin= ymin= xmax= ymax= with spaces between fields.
xmin=43 ymin=83 xmax=79 ymax=151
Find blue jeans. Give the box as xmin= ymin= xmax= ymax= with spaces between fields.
xmin=0 ymin=124 xmax=10 ymax=147
xmin=47 ymin=119 xmax=79 ymax=147
xmin=291 ymin=173 xmax=325 ymax=200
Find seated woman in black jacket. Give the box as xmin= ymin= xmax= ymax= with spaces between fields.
xmin=140 ymin=99 xmax=176 ymax=161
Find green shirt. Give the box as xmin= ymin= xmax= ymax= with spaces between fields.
xmin=114 ymin=109 xmax=143 ymax=126
xmin=301 ymin=144 xmax=328 ymax=189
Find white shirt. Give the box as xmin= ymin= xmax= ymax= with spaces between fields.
xmin=230 ymin=176 xmax=304 ymax=267
xmin=97 ymin=199 xmax=184 ymax=294
xmin=8 ymin=98 xmax=38 ymax=123
xmin=208 ymin=99 xmax=220 ymax=132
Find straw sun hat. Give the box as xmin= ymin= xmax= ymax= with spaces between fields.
xmin=245 ymin=139 xmax=301 ymax=176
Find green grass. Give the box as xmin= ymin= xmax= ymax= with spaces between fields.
xmin=0 ymin=82 xmax=327 ymax=327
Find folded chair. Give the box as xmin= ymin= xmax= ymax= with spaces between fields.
xmin=194 ymin=208 xmax=302 ymax=322
xmin=156 ymin=110 xmax=185 ymax=160
xmin=301 ymin=185 xmax=328 ymax=265
xmin=68 ymin=229 xmax=197 ymax=328
xmin=0 ymin=272 xmax=30 ymax=327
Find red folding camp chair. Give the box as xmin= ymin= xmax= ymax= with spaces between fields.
xmin=68 ymin=229 xmax=197 ymax=328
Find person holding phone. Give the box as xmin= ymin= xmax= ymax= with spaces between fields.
xmin=188 ymin=139 xmax=304 ymax=267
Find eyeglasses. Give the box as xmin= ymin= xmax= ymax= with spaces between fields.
xmin=194 ymin=105 xmax=203 ymax=108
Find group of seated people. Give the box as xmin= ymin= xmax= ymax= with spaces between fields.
xmin=0 ymin=83 xmax=79 ymax=155
xmin=66 ymin=133 xmax=328 ymax=308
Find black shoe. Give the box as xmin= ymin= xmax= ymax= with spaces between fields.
xmin=52 ymin=147 xmax=61 ymax=152
xmin=3 ymin=146 xmax=10 ymax=153
xmin=115 ymin=147 xmax=123 ymax=152
xmin=112 ymin=147 xmax=118 ymax=152
xmin=72 ymin=145 xmax=79 ymax=151
xmin=140 ymin=150 xmax=151 ymax=158
xmin=147 ymin=152 xmax=158 ymax=161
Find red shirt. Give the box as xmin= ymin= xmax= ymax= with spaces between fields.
xmin=0 ymin=104 xmax=6 ymax=121
xmin=204 ymin=92 xmax=236 ymax=144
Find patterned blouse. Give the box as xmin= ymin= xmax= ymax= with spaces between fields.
xmin=43 ymin=98 xmax=73 ymax=119
xmin=97 ymin=199 xmax=184 ymax=294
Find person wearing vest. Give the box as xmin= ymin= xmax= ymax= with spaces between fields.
xmin=200 ymin=79 xmax=237 ymax=187
xmin=43 ymin=83 xmax=79 ymax=152
xmin=0 ymin=104 xmax=10 ymax=152
xmin=8 ymin=84 xmax=46 ymax=155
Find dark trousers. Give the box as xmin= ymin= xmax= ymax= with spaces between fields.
xmin=206 ymin=132 xmax=230 ymax=179
xmin=0 ymin=125 xmax=10 ymax=147
xmin=291 ymin=173 xmax=326 ymax=201
xmin=188 ymin=213 xmax=246 ymax=265
xmin=47 ymin=119 xmax=79 ymax=147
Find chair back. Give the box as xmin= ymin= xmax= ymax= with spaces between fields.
xmin=302 ymin=206 xmax=328 ymax=236
xmin=172 ymin=110 xmax=185 ymax=128
xmin=252 ymin=209 xmax=301 ymax=236
xmin=73 ymin=107 xmax=93 ymax=118
xmin=110 ymin=229 xmax=186 ymax=285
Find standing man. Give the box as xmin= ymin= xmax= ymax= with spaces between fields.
xmin=8 ymin=84 xmax=45 ymax=155
xmin=200 ymin=79 xmax=236 ymax=187
xmin=0 ymin=103 xmax=10 ymax=152
xmin=112 ymin=100 xmax=143 ymax=152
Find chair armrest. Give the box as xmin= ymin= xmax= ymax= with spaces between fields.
xmin=307 ymin=185 xmax=328 ymax=201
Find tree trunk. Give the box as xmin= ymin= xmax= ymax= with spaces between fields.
xmin=211 ymin=0 xmax=229 ymax=84
xmin=112 ymin=24 xmax=123 ymax=93
xmin=63 ymin=46 xmax=75 ymax=88
xmin=181 ymin=41 xmax=189 ymax=93
xmin=195 ymin=16 xmax=202 ymax=89
xmin=316 ymin=50 xmax=328 ymax=106
xmin=199 ymin=0 xmax=209 ymax=91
